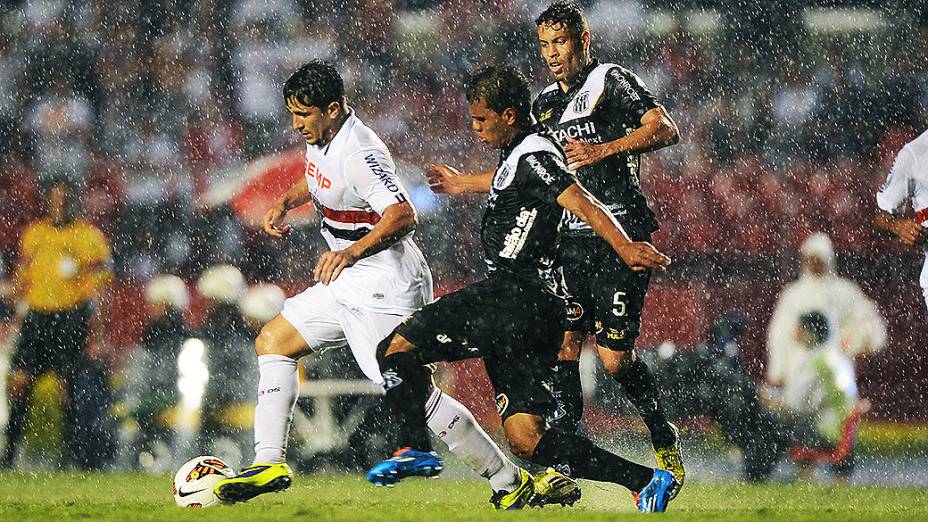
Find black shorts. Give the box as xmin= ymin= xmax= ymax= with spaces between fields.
xmin=395 ymin=274 xmax=565 ymax=421
xmin=560 ymin=235 xmax=652 ymax=351
xmin=11 ymin=304 xmax=91 ymax=378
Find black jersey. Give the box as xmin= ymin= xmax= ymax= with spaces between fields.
xmin=481 ymin=128 xmax=576 ymax=294
xmin=532 ymin=59 xmax=661 ymax=238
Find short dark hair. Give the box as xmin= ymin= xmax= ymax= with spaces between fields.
xmin=464 ymin=65 xmax=532 ymax=128
xmin=283 ymin=59 xmax=345 ymax=109
xmin=535 ymin=1 xmax=588 ymax=43
xmin=799 ymin=311 xmax=831 ymax=346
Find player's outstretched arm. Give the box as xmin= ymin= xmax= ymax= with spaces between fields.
xmin=563 ymin=106 xmax=679 ymax=171
xmin=314 ymin=201 xmax=417 ymax=285
xmin=556 ymin=183 xmax=671 ymax=271
xmin=425 ymin=164 xmax=493 ymax=194
xmin=263 ymin=177 xmax=311 ymax=238
xmin=874 ymin=209 xmax=928 ymax=247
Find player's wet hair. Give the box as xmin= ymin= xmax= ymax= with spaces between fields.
xmin=799 ymin=311 xmax=831 ymax=346
xmin=464 ymin=65 xmax=533 ymax=128
xmin=283 ymin=59 xmax=346 ymax=110
xmin=535 ymin=1 xmax=588 ymax=44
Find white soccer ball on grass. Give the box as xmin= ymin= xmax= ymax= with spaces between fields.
xmin=172 ymin=455 xmax=235 ymax=508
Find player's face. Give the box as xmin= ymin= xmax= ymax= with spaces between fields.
xmin=468 ymin=98 xmax=517 ymax=150
xmin=537 ymin=22 xmax=589 ymax=84
xmin=286 ymin=96 xmax=338 ymax=145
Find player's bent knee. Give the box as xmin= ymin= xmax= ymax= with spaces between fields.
xmin=503 ymin=413 xmax=546 ymax=460
xmin=377 ymin=332 xmax=416 ymax=360
xmin=506 ymin=431 xmax=540 ymax=460
xmin=255 ymin=316 xmax=310 ymax=358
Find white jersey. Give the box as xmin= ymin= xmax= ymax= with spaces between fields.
xmin=303 ymin=110 xmax=432 ymax=315
xmin=876 ymin=129 xmax=928 ymax=297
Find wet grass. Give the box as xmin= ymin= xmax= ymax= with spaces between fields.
xmin=0 ymin=471 xmax=924 ymax=520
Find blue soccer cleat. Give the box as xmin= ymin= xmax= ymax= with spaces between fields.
xmin=634 ymin=469 xmax=678 ymax=513
xmin=366 ymin=448 xmax=444 ymax=486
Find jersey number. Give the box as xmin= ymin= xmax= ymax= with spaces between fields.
xmin=612 ymin=291 xmax=627 ymax=317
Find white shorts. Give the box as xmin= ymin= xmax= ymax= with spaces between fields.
xmin=280 ymin=282 xmax=405 ymax=384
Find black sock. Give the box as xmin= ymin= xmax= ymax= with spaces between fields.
xmin=3 ymin=396 xmax=29 ymax=465
xmin=549 ymin=360 xmax=584 ymax=433
xmin=615 ymin=357 xmax=675 ymax=448
xmin=380 ymin=351 xmax=433 ymax=452
xmin=531 ymin=428 xmax=654 ymax=492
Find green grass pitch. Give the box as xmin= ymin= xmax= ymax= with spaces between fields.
xmin=0 ymin=472 xmax=924 ymax=521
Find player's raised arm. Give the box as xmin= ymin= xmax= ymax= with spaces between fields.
xmin=425 ymin=164 xmax=493 ymax=194
xmin=556 ymin=183 xmax=671 ymax=271
xmin=263 ymin=176 xmax=311 ymax=238
xmin=314 ymin=200 xmax=417 ymax=285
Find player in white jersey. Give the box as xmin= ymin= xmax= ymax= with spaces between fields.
xmin=214 ymin=60 xmax=577 ymax=509
xmin=874 ymin=128 xmax=928 ymax=310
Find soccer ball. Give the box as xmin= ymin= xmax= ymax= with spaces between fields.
xmin=172 ymin=456 xmax=235 ymax=508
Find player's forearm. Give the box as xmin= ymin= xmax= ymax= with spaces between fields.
xmin=873 ymin=210 xmax=899 ymax=235
xmin=456 ymin=171 xmax=494 ymax=193
xmin=606 ymin=108 xmax=679 ymax=156
xmin=277 ymin=177 xmax=312 ymax=211
xmin=605 ymin=120 xmax=678 ymax=157
xmin=557 ymin=184 xmax=632 ymax=250
xmin=347 ymin=203 xmax=417 ymax=260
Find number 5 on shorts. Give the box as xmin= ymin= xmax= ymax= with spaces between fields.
xmin=612 ymin=291 xmax=627 ymax=317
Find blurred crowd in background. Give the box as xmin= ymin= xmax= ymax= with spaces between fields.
xmin=0 ymin=0 xmax=926 ymax=473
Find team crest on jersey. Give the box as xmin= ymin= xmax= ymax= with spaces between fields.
xmin=493 ymin=164 xmax=516 ymax=190
xmin=573 ymin=91 xmax=590 ymax=113
xmin=495 ymin=393 xmax=510 ymax=416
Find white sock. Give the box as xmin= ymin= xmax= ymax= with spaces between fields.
xmin=252 ymin=354 xmax=299 ymax=464
xmin=425 ymin=388 xmax=522 ymax=492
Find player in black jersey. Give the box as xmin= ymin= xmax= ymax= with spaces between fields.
xmin=369 ymin=65 xmax=678 ymax=512
xmin=426 ymin=0 xmax=685 ymax=498
xmin=532 ymin=0 xmax=686 ymax=493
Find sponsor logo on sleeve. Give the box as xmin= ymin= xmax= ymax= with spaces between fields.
xmin=364 ymin=153 xmax=400 ymax=193
xmin=525 ymin=154 xmax=555 ymax=185
xmin=611 ymin=68 xmax=641 ymax=101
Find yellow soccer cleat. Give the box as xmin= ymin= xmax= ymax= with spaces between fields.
xmin=654 ymin=422 xmax=685 ymax=499
xmin=530 ymin=467 xmax=581 ymax=507
xmin=214 ymin=462 xmax=293 ymax=503
xmin=489 ymin=468 xmax=536 ymax=510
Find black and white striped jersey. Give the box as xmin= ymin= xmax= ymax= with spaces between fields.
xmin=533 ymin=59 xmax=661 ymax=239
xmin=481 ymin=128 xmax=575 ymax=295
